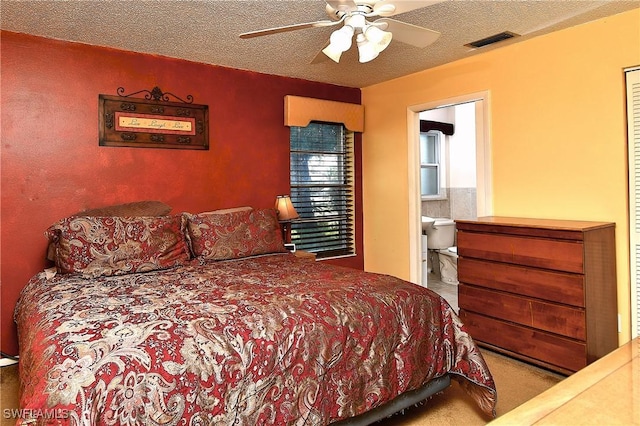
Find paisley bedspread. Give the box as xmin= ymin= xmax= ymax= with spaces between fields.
xmin=15 ymin=253 xmax=496 ymax=425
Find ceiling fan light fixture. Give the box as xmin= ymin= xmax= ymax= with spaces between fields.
xmin=323 ymin=25 xmax=355 ymax=62
xmin=241 ymin=0 xmax=442 ymax=66
xmin=364 ymin=25 xmax=392 ymax=53
xmin=331 ymin=25 xmax=355 ymax=50
xmin=356 ymin=34 xmax=379 ymax=63
xmin=322 ymin=43 xmax=344 ymax=63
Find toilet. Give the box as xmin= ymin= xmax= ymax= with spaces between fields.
xmin=424 ymin=218 xmax=458 ymax=284
xmin=438 ymin=246 xmax=459 ymax=284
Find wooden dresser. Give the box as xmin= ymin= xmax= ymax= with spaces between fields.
xmin=456 ymin=217 xmax=618 ymax=374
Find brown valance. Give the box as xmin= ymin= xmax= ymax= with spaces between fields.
xmin=420 ymin=120 xmax=455 ymax=135
xmin=284 ymin=95 xmax=364 ymax=132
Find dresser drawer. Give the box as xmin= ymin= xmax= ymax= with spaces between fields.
xmin=459 ymin=310 xmax=587 ymax=372
xmin=457 ymin=231 xmax=584 ymax=273
xmin=459 ymin=284 xmax=586 ymax=340
xmin=458 ymin=258 xmax=585 ymax=307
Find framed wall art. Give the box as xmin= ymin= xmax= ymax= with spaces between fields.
xmin=99 ymin=87 xmax=209 ymax=150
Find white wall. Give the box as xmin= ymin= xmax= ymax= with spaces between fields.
xmin=450 ymin=103 xmax=476 ymax=188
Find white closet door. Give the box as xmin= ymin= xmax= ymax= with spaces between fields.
xmin=627 ymin=67 xmax=640 ymax=339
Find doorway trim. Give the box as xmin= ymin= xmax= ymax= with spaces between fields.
xmin=407 ymin=91 xmax=493 ymax=284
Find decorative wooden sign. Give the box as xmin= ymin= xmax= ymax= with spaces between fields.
xmin=99 ymin=87 xmax=209 ymax=150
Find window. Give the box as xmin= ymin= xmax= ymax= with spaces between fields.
xmin=290 ymin=122 xmax=355 ymax=258
xmin=420 ymin=131 xmax=441 ymax=198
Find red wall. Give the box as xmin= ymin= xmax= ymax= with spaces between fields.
xmin=1 ymin=31 xmax=363 ymax=355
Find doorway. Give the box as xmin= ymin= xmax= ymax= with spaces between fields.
xmin=407 ymin=92 xmax=493 ymax=292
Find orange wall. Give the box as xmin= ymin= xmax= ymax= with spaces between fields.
xmin=0 ymin=31 xmax=363 ymax=355
xmin=361 ymin=9 xmax=640 ymax=343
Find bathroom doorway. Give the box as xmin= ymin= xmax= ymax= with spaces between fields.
xmin=421 ymin=102 xmax=476 ymax=311
xmin=407 ymin=92 xmax=493 ymax=308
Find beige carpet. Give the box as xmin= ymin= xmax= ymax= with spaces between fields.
xmin=0 ymin=350 xmax=562 ymax=425
xmin=380 ymin=350 xmax=564 ymax=425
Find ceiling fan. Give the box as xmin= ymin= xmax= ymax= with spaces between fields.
xmin=239 ymin=0 xmax=443 ymax=64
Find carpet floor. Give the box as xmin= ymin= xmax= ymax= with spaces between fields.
xmin=379 ymin=350 xmax=564 ymax=425
xmin=0 ymin=349 xmax=563 ymax=425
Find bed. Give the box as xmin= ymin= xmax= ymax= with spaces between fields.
xmin=14 ymin=204 xmax=496 ymax=425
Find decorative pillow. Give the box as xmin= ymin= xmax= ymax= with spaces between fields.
xmin=185 ymin=208 xmax=286 ymax=261
xmin=46 ymin=215 xmax=191 ymax=277
xmin=47 ymin=201 xmax=173 ymax=261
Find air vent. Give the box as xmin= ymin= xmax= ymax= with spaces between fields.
xmin=465 ymin=31 xmax=519 ymax=48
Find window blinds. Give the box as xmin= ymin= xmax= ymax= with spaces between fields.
xmin=290 ymin=123 xmax=355 ymax=258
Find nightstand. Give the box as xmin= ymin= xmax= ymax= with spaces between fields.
xmin=293 ymin=250 xmax=317 ymax=262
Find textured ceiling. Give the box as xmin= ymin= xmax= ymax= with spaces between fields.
xmin=1 ymin=0 xmax=638 ymax=88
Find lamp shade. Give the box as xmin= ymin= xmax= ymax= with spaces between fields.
xmin=330 ymin=25 xmax=354 ymax=51
xmin=364 ymin=25 xmax=392 ymax=53
xmin=323 ymin=25 xmax=354 ymax=63
xmin=275 ymin=195 xmax=299 ymax=221
xmin=356 ymin=34 xmax=379 ymax=63
xmin=322 ymin=43 xmax=344 ymax=63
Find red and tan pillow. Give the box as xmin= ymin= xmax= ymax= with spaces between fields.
xmin=46 ymin=201 xmax=173 ymax=262
xmin=185 ymin=208 xmax=286 ymax=261
xmin=46 ymin=215 xmax=191 ymax=277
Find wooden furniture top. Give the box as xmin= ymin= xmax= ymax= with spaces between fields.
xmin=293 ymin=250 xmax=317 ymax=261
xmin=489 ymin=337 xmax=639 ymax=425
xmin=456 ymin=217 xmax=615 ymax=243
xmin=456 ymin=216 xmax=615 ymax=232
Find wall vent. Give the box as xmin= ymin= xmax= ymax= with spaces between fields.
xmin=465 ymin=31 xmax=519 ymax=48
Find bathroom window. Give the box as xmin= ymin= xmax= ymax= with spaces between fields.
xmin=420 ymin=131 xmax=441 ymax=198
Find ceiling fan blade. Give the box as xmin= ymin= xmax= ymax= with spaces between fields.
xmin=373 ymin=0 xmax=446 ymax=17
xmin=326 ymin=0 xmax=357 ymax=12
xmin=240 ymin=19 xmax=342 ymax=39
xmin=374 ymin=18 xmax=440 ymax=48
